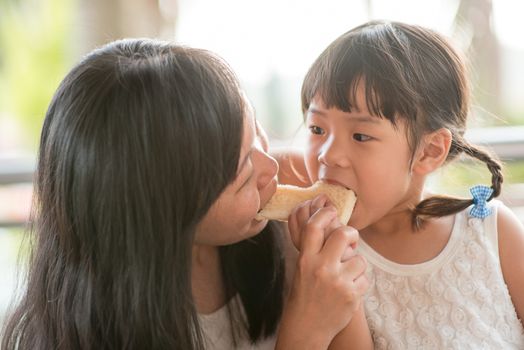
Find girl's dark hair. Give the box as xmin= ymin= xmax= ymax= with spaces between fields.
xmin=301 ymin=20 xmax=503 ymax=227
xmin=2 ymin=39 xmax=284 ymax=349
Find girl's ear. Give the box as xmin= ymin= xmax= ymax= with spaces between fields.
xmin=412 ymin=128 xmax=452 ymax=175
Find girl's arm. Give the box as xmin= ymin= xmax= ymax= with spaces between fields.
xmin=497 ymin=204 xmax=524 ymax=324
xmin=271 ymin=147 xmax=312 ymax=187
xmin=328 ymin=305 xmax=373 ymax=350
xmin=254 ymin=120 xmax=310 ymax=187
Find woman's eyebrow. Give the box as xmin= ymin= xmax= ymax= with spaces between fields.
xmin=235 ymin=105 xmax=256 ymax=178
xmin=236 ymin=149 xmax=252 ymax=176
xmin=234 ymin=148 xmax=255 ymax=193
xmin=236 ymin=126 xmax=255 ymax=178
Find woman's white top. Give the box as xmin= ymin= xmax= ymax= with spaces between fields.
xmin=358 ymin=200 xmax=524 ymax=349
xmin=199 ymin=296 xmax=276 ymax=350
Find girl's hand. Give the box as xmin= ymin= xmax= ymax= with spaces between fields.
xmin=276 ymin=197 xmax=369 ymax=350
xmin=288 ymin=194 xmax=357 ymax=261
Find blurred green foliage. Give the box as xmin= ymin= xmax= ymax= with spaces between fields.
xmin=0 ymin=0 xmax=74 ymax=151
xmin=0 ymin=227 xmax=28 ymax=263
xmin=433 ymin=159 xmax=524 ymax=197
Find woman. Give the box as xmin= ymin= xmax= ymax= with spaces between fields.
xmin=2 ymin=39 xmax=368 ymax=349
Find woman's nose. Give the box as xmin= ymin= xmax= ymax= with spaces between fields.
xmin=318 ymin=135 xmax=351 ymax=168
xmin=255 ymin=149 xmax=279 ymax=189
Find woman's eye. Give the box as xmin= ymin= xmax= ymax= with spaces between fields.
xmin=353 ymin=133 xmax=372 ymax=142
xmin=309 ymin=125 xmax=325 ymax=135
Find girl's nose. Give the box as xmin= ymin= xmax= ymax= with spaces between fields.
xmin=318 ymin=136 xmax=351 ymax=168
xmin=255 ymin=149 xmax=279 ymax=189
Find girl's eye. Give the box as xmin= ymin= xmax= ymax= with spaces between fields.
xmin=353 ymin=133 xmax=372 ymax=142
xmin=309 ymin=125 xmax=325 ymax=135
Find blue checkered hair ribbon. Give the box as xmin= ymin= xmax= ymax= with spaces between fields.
xmin=469 ymin=185 xmax=493 ymax=218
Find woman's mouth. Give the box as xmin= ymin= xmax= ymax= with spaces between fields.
xmin=321 ymin=178 xmax=350 ymax=190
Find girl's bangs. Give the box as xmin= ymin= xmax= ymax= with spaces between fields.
xmin=302 ymin=30 xmax=418 ymax=126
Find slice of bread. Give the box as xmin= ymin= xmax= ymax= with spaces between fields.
xmin=256 ymin=181 xmax=357 ymax=225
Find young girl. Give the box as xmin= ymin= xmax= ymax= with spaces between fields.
xmin=1 ymin=39 xmax=369 ymax=349
xmin=280 ymin=20 xmax=524 ymax=349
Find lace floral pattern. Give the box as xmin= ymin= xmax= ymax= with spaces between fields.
xmin=360 ymin=203 xmax=524 ymax=350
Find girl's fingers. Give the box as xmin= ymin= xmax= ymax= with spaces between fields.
xmin=341 ymin=245 xmax=356 ymax=262
xmin=288 ymin=198 xmax=325 ymax=249
xmin=295 ymin=201 xmax=314 ymax=232
xmin=309 ymin=194 xmax=330 ymax=217
xmin=300 ymin=206 xmax=338 ymax=255
xmin=288 ymin=200 xmax=314 ymax=249
xmin=311 ymin=195 xmax=342 ymax=237
xmin=289 ymin=195 xmax=339 ymax=250
xmin=320 ymin=226 xmax=360 ymax=263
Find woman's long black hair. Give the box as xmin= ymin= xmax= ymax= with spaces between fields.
xmin=2 ymin=39 xmax=284 ymax=349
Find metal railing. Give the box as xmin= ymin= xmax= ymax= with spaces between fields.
xmin=464 ymin=125 xmax=524 ymax=161
xmin=0 ymin=156 xmax=34 ymax=185
xmin=1 ymin=125 xmax=524 ymax=227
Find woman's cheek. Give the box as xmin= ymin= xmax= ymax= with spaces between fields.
xmin=242 ymin=188 xmax=262 ymax=218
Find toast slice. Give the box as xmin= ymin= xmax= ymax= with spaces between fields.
xmin=256 ymin=181 xmax=356 ymax=225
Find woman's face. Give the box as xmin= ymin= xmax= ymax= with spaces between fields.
xmin=194 ymin=103 xmax=278 ymax=246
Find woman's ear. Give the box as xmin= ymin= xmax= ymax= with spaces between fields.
xmin=412 ymin=128 xmax=452 ymax=175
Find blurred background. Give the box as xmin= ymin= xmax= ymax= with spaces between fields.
xmin=1 ymin=0 xmax=523 ymax=324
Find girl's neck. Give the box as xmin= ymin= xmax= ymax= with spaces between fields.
xmin=191 ymin=244 xmax=227 ymax=314
xmin=362 ymin=188 xmax=425 ymax=237
xmin=361 ymin=207 xmax=415 ymax=237
xmin=359 ymin=191 xmax=455 ymax=265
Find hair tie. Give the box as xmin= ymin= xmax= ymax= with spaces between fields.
xmin=469 ymin=185 xmax=493 ymax=218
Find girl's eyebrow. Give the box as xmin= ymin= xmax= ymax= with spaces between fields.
xmin=348 ymin=115 xmax=381 ymax=124
xmin=307 ymin=107 xmax=327 ymax=116
xmin=308 ymin=107 xmax=380 ymax=124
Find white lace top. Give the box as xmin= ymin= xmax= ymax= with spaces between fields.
xmin=198 ymin=296 xmax=276 ymax=350
xmin=358 ymin=200 xmax=524 ymax=349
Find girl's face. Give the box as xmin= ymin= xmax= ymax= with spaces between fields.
xmin=194 ymin=104 xmax=278 ymax=246
xmin=304 ymin=83 xmax=419 ymax=230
